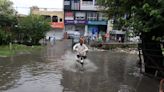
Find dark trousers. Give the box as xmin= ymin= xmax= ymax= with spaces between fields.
xmin=77 ymin=55 xmax=87 ymax=59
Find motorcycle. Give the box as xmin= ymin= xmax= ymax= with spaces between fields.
xmin=74 ymin=51 xmax=87 ymax=70
xmin=76 ymin=55 xmax=85 ymax=67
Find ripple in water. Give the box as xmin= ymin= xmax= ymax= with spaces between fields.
xmin=61 ymin=51 xmax=98 ymax=72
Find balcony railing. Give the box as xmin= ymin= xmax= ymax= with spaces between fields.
xmin=82 ymin=1 xmax=93 ymax=5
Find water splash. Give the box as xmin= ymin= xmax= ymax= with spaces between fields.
xmin=118 ymin=85 xmax=136 ymax=92
xmin=61 ymin=51 xmax=98 ymax=72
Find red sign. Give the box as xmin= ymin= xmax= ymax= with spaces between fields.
xmin=65 ymin=12 xmax=74 ymax=20
xmin=65 ymin=12 xmax=73 ymax=16
xmin=50 ymin=22 xmax=64 ymax=29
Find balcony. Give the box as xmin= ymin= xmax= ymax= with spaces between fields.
xmin=80 ymin=1 xmax=97 ymax=10
xmin=82 ymin=1 xmax=93 ymax=5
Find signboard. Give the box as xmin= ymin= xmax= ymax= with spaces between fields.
xmin=65 ymin=20 xmax=87 ymax=24
xmin=50 ymin=22 xmax=64 ymax=29
xmin=64 ymin=20 xmax=74 ymax=24
xmin=74 ymin=20 xmax=87 ymax=24
xmin=88 ymin=21 xmax=107 ymax=25
xmin=65 ymin=12 xmax=74 ymax=20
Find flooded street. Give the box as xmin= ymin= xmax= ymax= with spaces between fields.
xmin=0 ymin=40 xmax=159 ymax=92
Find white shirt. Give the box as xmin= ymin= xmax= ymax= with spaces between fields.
xmin=73 ymin=43 xmax=88 ymax=56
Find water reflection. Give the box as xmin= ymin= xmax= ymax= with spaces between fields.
xmin=0 ymin=54 xmax=63 ymax=92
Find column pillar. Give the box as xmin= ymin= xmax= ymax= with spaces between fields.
xmin=84 ymin=25 xmax=88 ymax=36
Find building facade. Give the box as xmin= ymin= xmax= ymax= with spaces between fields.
xmin=64 ymin=0 xmax=108 ymax=37
xmin=30 ymin=6 xmax=65 ymax=40
xmin=31 ymin=6 xmax=64 ymax=29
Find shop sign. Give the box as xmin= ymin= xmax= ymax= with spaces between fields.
xmin=65 ymin=12 xmax=74 ymax=20
xmin=65 ymin=20 xmax=87 ymax=24
xmin=50 ymin=22 xmax=64 ymax=29
xmin=88 ymin=21 xmax=107 ymax=25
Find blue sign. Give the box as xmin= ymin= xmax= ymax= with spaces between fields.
xmin=92 ymin=27 xmax=98 ymax=35
xmin=88 ymin=21 xmax=107 ymax=25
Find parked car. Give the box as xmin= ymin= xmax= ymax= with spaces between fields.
xmin=67 ymin=31 xmax=80 ymax=39
xmin=73 ymin=31 xmax=80 ymax=37
xmin=67 ymin=31 xmax=75 ymax=39
xmin=129 ymin=36 xmax=140 ymax=43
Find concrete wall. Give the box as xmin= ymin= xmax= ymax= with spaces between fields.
xmin=31 ymin=7 xmax=64 ymax=22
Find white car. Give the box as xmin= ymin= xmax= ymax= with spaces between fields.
xmin=73 ymin=31 xmax=80 ymax=37
xmin=67 ymin=31 xmax=80 ymax=39
xmin=129 ymin=36 xmax=140 ymax=43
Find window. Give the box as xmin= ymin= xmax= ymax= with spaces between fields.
xmin=59 ymin=18 xmax=63 ymax=22
xmin=71 ymin=1 xmax=80 ymax=10
xmin=64 ymin=0 xmax=70 ymax=5
xmin=42 ymin=15 xmax=51 ymax=22
xmin=75 ymin=12 xmax=85 ymax=20
xmin=82 ymin=0 xmax=93 ymax=5
xmin=87 ymin=12 xmax=97 ymax=20
xmin=52 ymin=16 xmax=58 ymax=22
xmin=99 ymin=13 xmax=108 ymax=21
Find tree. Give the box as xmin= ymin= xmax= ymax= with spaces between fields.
xmin=18 ymin=14 xmax=50 ymax=45
xmin=0 ymin=0 xmax=16 ymax=45
xmin=97 ymin=0 xmax=164 ymax=75
xmin=0 ymin=0 xmax=16 ymax=28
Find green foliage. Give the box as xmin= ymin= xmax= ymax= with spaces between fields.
xmin=0 ymin=0 xmax=17 ymax=45
xmin=0 ymin=44 xmax=43 ymax=57
xmin=17 ymin=14 xmax=50 ymax=45
xmin=0 ymin=0 xmax=16 ymax=27
xmin=97 ymin=0 xmax=164 ymax=34
xmin=0 ymin=0 xmax=14 ymax=14
xmin=0 ymin=0 xmax=50 ymax=45
xmin=0 ymin=28 xmax=12 ymax=45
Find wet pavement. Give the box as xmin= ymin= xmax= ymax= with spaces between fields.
xmin=0 ymin=40 xmax=160 ymax=92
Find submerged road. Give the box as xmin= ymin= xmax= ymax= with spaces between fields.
xmin=0 ymin=40 xmax=159 ymax=92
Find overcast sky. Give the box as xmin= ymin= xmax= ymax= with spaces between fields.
xmin=10 ymin=0 xmax=63 ymax=15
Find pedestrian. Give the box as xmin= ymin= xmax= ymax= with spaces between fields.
xmin=105 ymin=33 xmax=110 ymax=42
xmin=50 ymin=36 xmax=55 ymax=46
xmin=98 ymin=34 xmax=102 ymax=43
xmin=118 ymin=36 xmax=121 ymax=43
xmin=121 ymin=36 xmax=124 ymax=43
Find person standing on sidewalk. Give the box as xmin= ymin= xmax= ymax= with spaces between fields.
xmin=118 ymin=36 xmax=121 ymax=43
xmin=105 ymin=33 xmax=110 ymax=42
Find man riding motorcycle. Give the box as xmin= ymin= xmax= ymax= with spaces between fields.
xmin=73 ymin=37 xmax=89 ymax=63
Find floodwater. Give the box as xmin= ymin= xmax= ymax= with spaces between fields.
xmin=0 ymin=41 xmax=160 ymax=92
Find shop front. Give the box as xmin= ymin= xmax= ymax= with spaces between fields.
xmin=64 ymin=20 xmax=87 ymax=36
xmin=110 ymin=30 xmax=126 ymax=42
xmin=75 ymin=25 xmax=85 ymax=36
xmin=87 ymin=20 xmax=107 ymax=37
